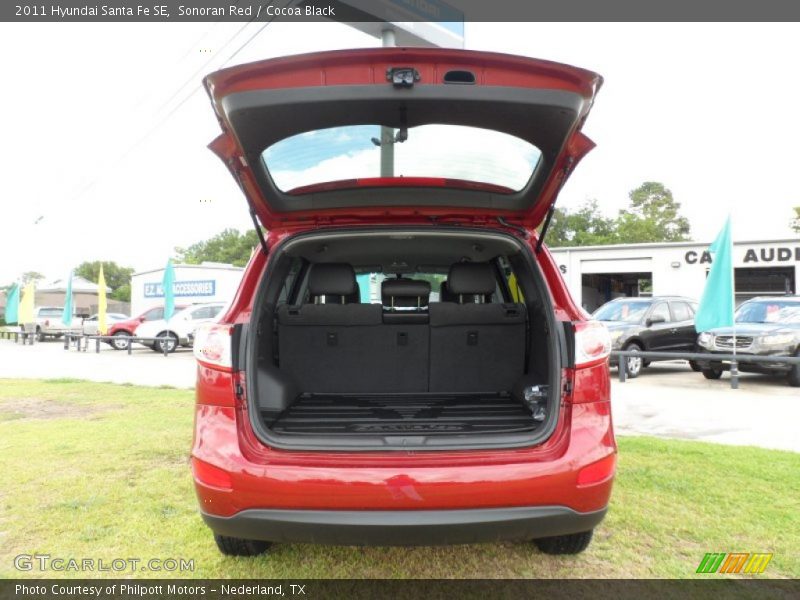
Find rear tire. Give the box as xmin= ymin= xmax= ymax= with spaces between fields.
xmin=213 ymin=534 xmax=271 ymax=557
xmin=689 ymin=360 xmax=702 ymax=372
xmin=534 ymin=530 xmax=593 ymax=555
xmin=623 ymin=343 xmax=643 ymax=378
xmin=788 ymin=349 xmax=800 ymax=387
xmin=111 ymin=331 xmax=131 ymax=350
xmin=702 ymin=367 xmax=724 ymax=380
xmin=154 ymin=332 xmax=178 ymax=353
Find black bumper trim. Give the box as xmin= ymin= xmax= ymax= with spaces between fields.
xmin=201 ymin=506 xmax=607 ymax=546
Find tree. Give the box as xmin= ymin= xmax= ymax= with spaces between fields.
xmin=20 ymin=271 xmax=44 ymax=284
xmin=615 ymin=181 xmax=691 ymax=243
xmin=74 ymin=261 xmax=134 ymax=302
xmin=546 ymin=200 xmax=617 ymax=247
xmin=174 ymin=228 xmax=260 ymax=268
xmin=792 ymin=207 xmax=800 ymax=234
xmin=545 ymin=182 xmax=691 ymax=247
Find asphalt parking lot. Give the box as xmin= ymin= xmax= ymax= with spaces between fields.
xmin=0 ymin=338 xmax=797 ymax=451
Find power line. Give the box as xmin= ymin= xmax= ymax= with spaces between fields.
xmin=62 ymin=2 xmax=286 ymax=206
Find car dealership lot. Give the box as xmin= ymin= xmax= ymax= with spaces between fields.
xmin=611 ymin=361 xmax=800 ymax=452
xmin=0 ymin=340 xmax=797 ymax=451
xmin=0 ymin=337 xmax=196 ymax=388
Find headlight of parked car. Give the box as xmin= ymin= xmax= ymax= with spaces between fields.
xmin=758 ymin=333 xmax=795 ymax=346
xmin=697 ymin=332 xmax=713 ymax=348
xmin=609 ymin=329 xmax=625 ymax=347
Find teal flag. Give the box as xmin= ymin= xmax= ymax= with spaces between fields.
xmin=694 ymin=216 xmax=734 ymax=332
xmin=62 ymin=271 xmax=74 ymax=326
xmin=4 ymin=283 xmax=20 ymax=324
xmin=162 ymin=259 xmax=176 ymax=320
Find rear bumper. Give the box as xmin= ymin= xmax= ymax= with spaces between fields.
xmin=201 ymin=506 xmax=607 ymax=546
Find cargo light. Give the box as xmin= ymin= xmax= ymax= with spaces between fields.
xmin=574 ymin=321 xmax=612 ymax=368
xmin=193 ymin=323 xmax=233 ymax=369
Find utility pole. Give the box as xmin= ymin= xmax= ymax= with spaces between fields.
xmin=380 ymin=27 xmax=396 ymax=177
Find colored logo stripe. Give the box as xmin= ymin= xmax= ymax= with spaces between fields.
xmin=696 ymin=552 xmax=773 ymax=574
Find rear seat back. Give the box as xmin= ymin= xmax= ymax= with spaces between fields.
xmin=429 ymin=263 xmax=526 ymax=392
xmin=277 ymin=264 xmax=428 ymax=393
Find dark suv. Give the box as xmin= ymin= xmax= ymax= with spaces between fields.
xmin=593 ymin=296 xmax=699 ymax=378
xmin=697 ymin=296 xmax=800 ymax=386
xmin=190 ymin=48 xmax=616 ymax=556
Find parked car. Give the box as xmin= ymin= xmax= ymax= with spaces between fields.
xmin=696 ymin=296 xmax=800 ymax=386
xmin=81 ymin=313 xmax=128 ymax=336
xmin=106 ymin=305 xmax=187 ymax=350
xmin=191 ymin=48 xmax=616 ymax=557
xmin=136 ymin=302 xmax=226 ymax=353
xmin=21 ymin=307 xmax=86 ymax=341
xmin=593 ymin=296 xmax=700 ymax=378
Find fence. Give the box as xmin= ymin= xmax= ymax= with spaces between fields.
xmin=63 ymin=333 xmax=187 ymax=357
xmin=612 ymin=349 xmax=800 ymax=389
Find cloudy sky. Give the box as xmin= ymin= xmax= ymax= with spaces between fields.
xmin=1 ymin=21 xmax=798 ymax=284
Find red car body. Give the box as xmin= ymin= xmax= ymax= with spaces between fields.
xmin=191 ymin=48 xmax=616 ymax=550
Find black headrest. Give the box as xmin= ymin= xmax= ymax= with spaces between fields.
xmin=382 ymin=279 xmax=431 ymax=308
xmin=308 ymin=263 xmax=357 ymax=297
xmin=447 ymin=263 xmax=496 ymax=296
xmin=439 ymin=281 xmax=457 ymax=303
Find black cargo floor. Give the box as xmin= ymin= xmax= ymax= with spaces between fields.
xmin=268 ymin=393 xmax=537 ymax=436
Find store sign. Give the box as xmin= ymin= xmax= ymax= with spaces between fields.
xmin=144 ymin=280 xmax=216 ymax=298
xmin=685 ymin=246 xmax=800 ymax=265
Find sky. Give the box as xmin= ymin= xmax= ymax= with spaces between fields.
xmin=1 ymin=21 xmax=798 ymax=284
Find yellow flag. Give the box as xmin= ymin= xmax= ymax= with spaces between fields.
xmin=18 ymin=281 xmax=36 ymax=324
xmin=97 ymin=265 xmax=108 ymax=335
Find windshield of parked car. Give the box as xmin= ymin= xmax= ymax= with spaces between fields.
xmin=262 ymin=124 xmax=542 ymax=193
xmin=593 ymin=300 xmax=651 ymax=323
xmin=735 ymin=300 xmax=800 ymax=324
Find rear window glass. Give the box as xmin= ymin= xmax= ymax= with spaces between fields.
xmin=39 ymin=308 xmax=63 ymax=317
xmin=262 ymin=124 xmax=542 ymax=194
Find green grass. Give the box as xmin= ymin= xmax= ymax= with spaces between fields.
xmin=0 ymin=378 xmax=797 ymax=579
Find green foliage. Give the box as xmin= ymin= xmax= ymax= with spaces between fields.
xmin=174 ymin=228 xmax=260 ymax=268
xmin=20 ymin=271 xmax=44 ymax=284
xmin=74 ymin=261 xmax=134 ymax=302
xmin=792 ymin=207 xmax=800 ymax=234
xmin=616 ymin=181 xmax=691 ymax=243
xmin=546 ymin=181 xmax=691 ymax=247
xmin=547 ymin=200 xmax=617 ymax=247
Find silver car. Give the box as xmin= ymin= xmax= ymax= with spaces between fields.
xmin=81 ymin=313 xmax=128 ymax=336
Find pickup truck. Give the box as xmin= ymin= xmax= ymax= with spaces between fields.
xmin=21 ymin=306 xmax=86 ymax=341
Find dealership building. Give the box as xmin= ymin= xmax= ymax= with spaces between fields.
xmin=550 ymin=237 xmax=799 ymax=313
xmin=130 ymin=262 xmax=244 ymax=317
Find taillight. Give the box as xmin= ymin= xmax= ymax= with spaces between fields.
xmin=191 ymin=457 xmax=232 ymax=490
xmin=44 ymin=319 xmax=50 ymax=326
xmin=577 ymin=453 xmax=617 ymax=487
xmin=193 ymin=323 xmax=233 ymax=369
xmin=574 ymin=320 xmax=612 ymax=368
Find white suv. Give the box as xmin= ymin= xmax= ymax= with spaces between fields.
xmin=136 ymin=302 xmax=226 ymax=353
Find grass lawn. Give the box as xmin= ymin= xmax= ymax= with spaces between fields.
xmin=0 ymin=378 xmax=797 ymax=579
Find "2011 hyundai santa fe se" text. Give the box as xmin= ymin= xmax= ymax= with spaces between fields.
xmin=190 ymin=47 xmax=616 ymax=556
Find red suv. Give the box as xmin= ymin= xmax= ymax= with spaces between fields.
xmin=191 ymin=48 xmax=615 ymax=556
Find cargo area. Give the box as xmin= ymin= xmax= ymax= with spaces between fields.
xmin=246 ymin=229 xmax=562 ymax=450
